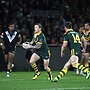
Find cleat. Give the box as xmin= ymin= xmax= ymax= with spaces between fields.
xmin=6 ymin=74 xmax=10 ymax=78
xmin=86 ymin=71 xmax=90 ymax=79
xmin=76 ymin=69 xmax=79 ymax=75
xmin=48 ymin=75 xmax=52 ymax=80
xmin=32 ymin=72 xmax=41 ymax=80
xmin=52 ymin=77 xmax=58 ymax=82
xmin=80 ymin=70 xmax=86 ymax=77
xmin=6 ymin=72 xmax=10 ymax=78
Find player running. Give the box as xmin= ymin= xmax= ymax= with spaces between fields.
xmin=22 ymin=23 xmax=52 ymax=80
xmin=52 ymin=21 xmax=90 ymax=82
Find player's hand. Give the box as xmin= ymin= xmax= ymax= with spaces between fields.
xmin=82 ymin=48 xmax=85 ymax=53
xmin=22 ymin=43 xmax=32 ymax=49
xmin=2 ymin=44 xmax=5 ymax=49
xmin=61 ymin=52 xmax=64 ymax=57
xmin=25 ymin=41 xmax=30 ymax=44
xmin=25 ymin=41 xmax=33 ymax=45
xmin=0 ymin=43 xmax=5 ymax=49
xmin=29 ymin=41 xmax=33 ymax=45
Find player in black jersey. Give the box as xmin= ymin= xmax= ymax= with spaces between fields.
xmin=0 ymin=22 xmax=21 ymax=77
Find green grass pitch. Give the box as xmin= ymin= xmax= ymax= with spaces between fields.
xmin=0 ymin=71 xmax=90 ymax=90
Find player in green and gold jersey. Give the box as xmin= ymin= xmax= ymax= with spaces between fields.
xmin=76 ymin=23 xmax=90 ymax=76
xmin=22 ymin=23 xmax=52 ymax=80
xmin=52 ymin=21 xmax=90 ymax=82
xmin=83 ymin=23 xmax=90 ymax=69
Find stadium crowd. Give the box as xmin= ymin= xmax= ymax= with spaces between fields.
xmin=0 ymin=0 xmax=90 ymax=44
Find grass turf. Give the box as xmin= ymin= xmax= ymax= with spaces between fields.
xmin=0 ymin=71 xmax=90 ymax=90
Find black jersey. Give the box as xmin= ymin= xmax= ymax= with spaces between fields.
xmin=0 ymin=29 xmax=20 ymax=53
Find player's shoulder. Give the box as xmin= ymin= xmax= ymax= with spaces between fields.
xmin=1 ymin=28 xmax=7 ymax=35
xmin=14 ymin=29 xmax=21 ymax=35
xmin=2 ymin=28 xmax=8 ymax=32
xmin=14 ymin=29 xmax=19 ymax=32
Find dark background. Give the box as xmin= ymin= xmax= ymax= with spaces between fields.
xmin=0 ymin=46 xmax=70 ymax=71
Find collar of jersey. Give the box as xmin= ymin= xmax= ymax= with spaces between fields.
xmin=65 ymin=29 xmax=73 ymax=34
xmin=83 ymin=29 xmax=90 ymax=36
xmin=34 ymin=31 xmax=42 ymax=38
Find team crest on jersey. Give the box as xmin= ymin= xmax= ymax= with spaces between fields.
xmin=5 ymin=31 xmax=17 ymax=42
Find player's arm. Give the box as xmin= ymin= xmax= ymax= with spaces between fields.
xmin=22 ymin=38 xmax=43 ymax=50
xmin=0 ymin=36 xmax=2 ymax=43
xmin=16 ymin=34 xmax=22 ymax=45
xmin=22 ymin=42 xmax=42 ymax=50
xmin=0 ymin=34 xmax=5 ymax=49
xmin=81 ymin=36 xmax=87 ymax=52
xmin=0 ymin=37 xmax=3 ymax=47
xmin=61 ymin=41 xmax=68 ymax=57
xmin=29 ymin=37 xmax=43 ymax=49
xmin=29 ymin=39 xmax=35 ymax=45
xmin=29 ymin=42 xmax=42 ymax=49
xmin=25 ymin=37 xmax=35 ymax=45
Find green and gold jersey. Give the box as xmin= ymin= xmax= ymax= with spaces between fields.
xmin=83 ymin=30 xmax=90 ymax=44
xmin=83 ymin=30 xmax=90 ymax=52
xmin=32 ymin=31 xmax=50 ymax=59
xmin=64 ymin=29 xmax=82 ymax=60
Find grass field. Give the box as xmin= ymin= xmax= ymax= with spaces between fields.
xmin=0 ymin=71 xmax=90 ymax=90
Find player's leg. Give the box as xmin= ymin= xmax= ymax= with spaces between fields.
xmin=72 ymin=54 xmax=90 ymax=79
xmin=5 ymin=52 xmax=14 ymax=77
xmin=76 ymin=53 xmax=85 ymax=75
xmin=8 ymin=52 xmax=14 ymax=71
xmin=84 ymin=53 xmax=89 ymax=70
xmin=74 ymin=63 xmax=90 ymax=79
xmin=29 ymin=53 xmax=41 ymax=80
xmin=79 ymin=53 xmax=89 ymax=76
xmin=52 ymin=60 xmax=70 ymax=82
xmin=4 ymin=54 xmax=8 ymax=72
xmin=43 ymin=59 xmax=52 ymax=80
xmin=85 ymin=46 xmax=90 ymax=69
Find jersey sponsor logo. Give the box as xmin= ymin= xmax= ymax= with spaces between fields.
xmin=5 ymin=31 xmax=17 ymax=42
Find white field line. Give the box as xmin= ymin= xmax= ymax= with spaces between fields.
xmin=32 ymin=87 xmax=90 ymax=90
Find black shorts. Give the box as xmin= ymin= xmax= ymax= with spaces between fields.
xmin=25 ymin=50 xmax=32 ymax=62
xmin=4 ymin=46 xmax=16 ymax=54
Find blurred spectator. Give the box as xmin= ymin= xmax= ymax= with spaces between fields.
xmin=0 ymin=0 xmax=90 ymax=44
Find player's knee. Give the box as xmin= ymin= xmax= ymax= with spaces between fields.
xmin=64 ymin=65 xmax=69 ymax=69
xmin=70 ymin=55 xmax=78 ymax=61
xmin=29 ymin=59 xmax=33 ymax=65
xmin=72 ymin=62 xmax=77 ymax=67
xmin=72 ymin=63 xmax=75 ymax=67
xmin=43 ymin=65 xmax=48 ymax=70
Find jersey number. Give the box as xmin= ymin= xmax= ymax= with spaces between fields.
xmin=72 ymin=34 xmax=80 ymax=43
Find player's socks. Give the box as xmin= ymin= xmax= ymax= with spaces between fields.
xmin=75 ymin=63 xmax=88 ymax=72
xmin=31 ymin=63 xmax=41 ymax=80
xmin=75 ymin=63 xmax=90 ymax=79
xmin=85 ymin=63 xmax=89 ymax=68
xmin=31 ymin=63 xmax=39 ymax=73
xmin=80 ymin=64 xmax=89 ymax=77
xmin=85 ymin=63 xmax=89 ymax=71
xmin=32 ymin=72 xmax=41 ymax=80
xmin=47 ymin=68 xmax=52 ymax=80
xmin=52 ymin=68 xmax=67 ymax=82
